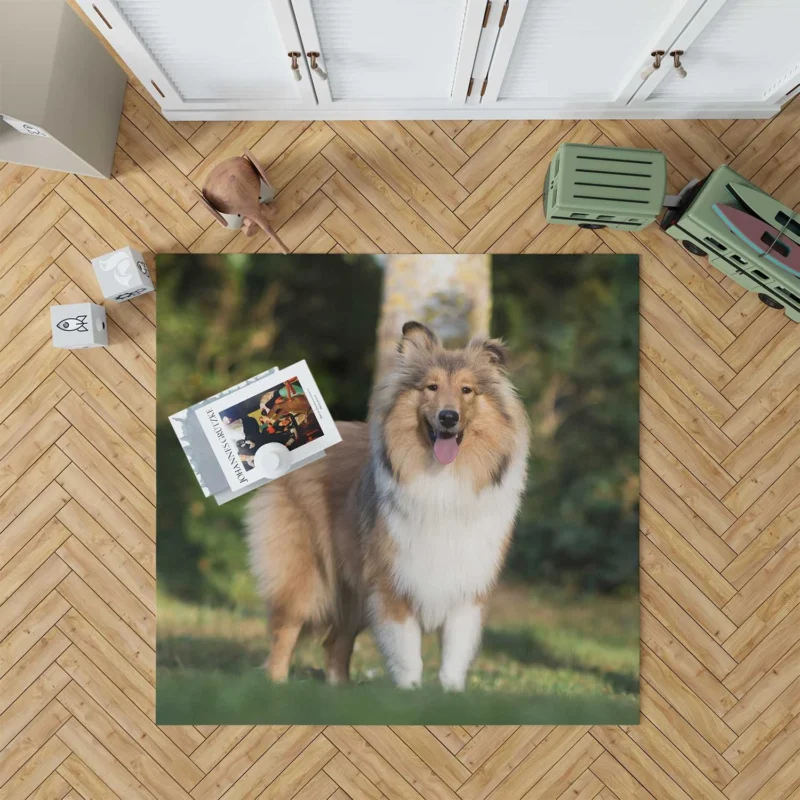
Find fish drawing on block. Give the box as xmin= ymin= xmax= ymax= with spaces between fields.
xmin=713 ymin=204 xmax=800 ymax=277
xmin=57 ymin=315 xmax=89 ymax=333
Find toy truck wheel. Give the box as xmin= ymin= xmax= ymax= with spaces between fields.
xmin=578 ymin=223 xmax=606 ymax=229
xmin=682 ymin=240 xmax=707 ymax=257
xmin=758 ymin=293 xmax=784 ymax=310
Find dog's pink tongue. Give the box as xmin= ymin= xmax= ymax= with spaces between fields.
xmin=433 ymin=435 xmax=459 ymax=465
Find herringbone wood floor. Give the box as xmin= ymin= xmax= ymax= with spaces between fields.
xmin=3 ymin=61 xmax=800 ymax=799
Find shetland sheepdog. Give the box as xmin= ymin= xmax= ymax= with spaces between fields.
xmin=246 ymin=321 xmax=529 ymax=691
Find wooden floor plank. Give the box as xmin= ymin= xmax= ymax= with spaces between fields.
xmin=328 ymin=121 xmax=467 ymax=247
xmin=454 ymin=121 xmax=506 ymax=155
xmin=56 ymin=680 xmax=193 ymax=800
xmin=0 ymin=229 xmax=69 ymax=317
xmin=0 ymin=170 xmax=66 ymax=243
xmin=187 ymin=121 xmax=239 ymax=158
xmin=56 ymin=500 xmax=155 ymax=613
xmin=265 ymin=121 xmax=336 ymax=192
xmin=639 ymin=680 xmax=736 ymax=790
xmin=0 ymin=265 xmax=70 ymax=350
xmin=55 ymin=463 xmax=154 ymax=574
xmin=364 ymin=121 xmax=469 ymax=210
xmin=0 ymin=481 xmax=70 ymax=569
xmin=0 ymin=163 xmax=36 ymax=206
xmin=724 ymin=556 xmax=800 ymax=651
xmin=56 ymin=569 xmax=155 ymax=683
xmin=189 ymin=726 xmax=288 ymax=800
xmin=55 ymin=532 xmax=153 ymax=643
xmin=0 ymin=733 xmax=70 ymax=800
xmin=0 ymin=518 xmax=72 ymax=609
xmin=322 ymin=137 xmax=452 ymax=252
xmin=121 ymin=85 xmax=202 ymax=176
xmin=483 ymin=727 xmax=589 ymax=800
xmin=322 ymin=751 xmax=385 ymax=800
xmin=453 ymin=121 xmax=539 ymax=192
xmin=0 ymin=193 xmax=69 ymax=279
xmin=56 ymin=716 xmax=158 ymax=800
xmin=400 ymin=121 xmax=469 ymax=175
xmin=641 ymin=537 xmax=736 ymax=644
xmin=729 ymin=97 xmax=800 ymax=179
xmin=321 ymin=173 xmax=415 ymax=254
xmin=454 ymin=119 xmax=577 ymax=230
xmin=641 ymin=391 xmax=736 ymax=499
xmin=724 ymin=642 xmax=800 ymax=734
xmin=0 ymin=555 xmax=70 ymax=643
xmin=642 ymin=609 xmax=737 ymax=717
xmin=256 ymin=734 xmax=337 ymax=800
xmin=0 ymin=591 xmax=69 ymax=681
xmin=116 ymin=116 xmax=201 ymax=212
xmin=641 ymin=500 xmax=736 ymax=607
xmin=55 ymin=426 xmax=154 ymax=536
xmin=57 ymin=752 xmax=122 ymax=799
xmin=57 ymin=645 xmax=203 ymax=791
xmin=111 ymin=148 xmax=203 ymax=249
xmin=2 ymin=73 xmax=800 ymax=800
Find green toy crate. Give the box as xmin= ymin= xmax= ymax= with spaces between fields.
xmin=544 ymin=143 xmax=667 ymax=231
xmin=660 ymin=164 xmax=800 ymax=323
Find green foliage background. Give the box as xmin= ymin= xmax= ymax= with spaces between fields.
xmin=156 ymin=253 xmax=639 ymax=608
xmin=492 ymin=255 xmax=640 ymax=592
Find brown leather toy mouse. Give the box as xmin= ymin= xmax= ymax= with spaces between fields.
xmin=196 ymin=148 xmax=289 ymax=254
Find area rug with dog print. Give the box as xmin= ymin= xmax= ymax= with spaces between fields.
xmin=156 ymin=252 xmax=639 ymax=725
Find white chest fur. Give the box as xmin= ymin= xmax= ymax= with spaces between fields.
xmin=381 ymin=455 xmax=526 ymax=631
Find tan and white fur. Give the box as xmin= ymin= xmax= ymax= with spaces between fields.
xmin=246 ymin=321 xmax=529 ymax=691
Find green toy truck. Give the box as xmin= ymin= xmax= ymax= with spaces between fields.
xmin=544 ymin=142 xmax=800 ymax=322
xmin=659 ymin=165 xmax=800 ymax=322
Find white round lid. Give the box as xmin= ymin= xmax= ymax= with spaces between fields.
xmin=254 ymin=442 xmax=292 ymax=479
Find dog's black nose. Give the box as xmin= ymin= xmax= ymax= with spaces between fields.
xmin=438 ymin=409 xmax=459 ymax=429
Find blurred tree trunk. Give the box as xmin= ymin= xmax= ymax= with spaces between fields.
xmin=374 ymin=254 xmax=492 ymax=382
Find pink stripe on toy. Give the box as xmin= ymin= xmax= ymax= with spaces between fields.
xmin=713 ymin=204 xmax=800 ymax=276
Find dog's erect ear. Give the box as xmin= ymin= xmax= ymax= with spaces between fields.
xmin=471 ymin=336 xmax=508 ymax=367
xmin=399 ymin=321 xmax=438 ymax=354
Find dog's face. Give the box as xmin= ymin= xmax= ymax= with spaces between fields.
xmin=375 ymin=321 xmax=521 ymax=479
xmin=413 ymin=348 xmax=482 ymax=465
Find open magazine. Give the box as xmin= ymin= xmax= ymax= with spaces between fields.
xmin=170 ymin=361 xmax=342 ymax=504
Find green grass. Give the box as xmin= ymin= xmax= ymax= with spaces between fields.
xmin=157 ymin=583 xmax=640 ymax=725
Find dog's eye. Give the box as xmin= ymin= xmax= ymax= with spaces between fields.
xmin=462 ymin=386 xmax=473 ymax=394
xmin=426 ymin=384 xmax=438 ymax=391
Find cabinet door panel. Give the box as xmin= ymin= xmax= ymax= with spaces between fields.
xmin=647 ymin=0 xmax=800 ymax=103
xmin=293 ymin=0 xmax=481 ymax=105
xmin=492 ymin=0 xmax=689 ymax=103
xmin=78 ymin=0 xmax=314 ymax=109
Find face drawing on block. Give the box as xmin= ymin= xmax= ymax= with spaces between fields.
xmin=57 ymin=315 xmax=89 ymax=333
xmin=101 ymin=251 xmax=135 ymax=287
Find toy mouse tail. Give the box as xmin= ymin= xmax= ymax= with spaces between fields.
xmin=254 ymin=213 xmax=290 ymax=254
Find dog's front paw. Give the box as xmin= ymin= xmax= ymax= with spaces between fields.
xmin=392 ymin=662 xmax=423 ymax=689
xmin=439 ymin=670 xmax=466 ymax=692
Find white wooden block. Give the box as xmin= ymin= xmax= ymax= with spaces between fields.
xmin=51 ymin=303 xmax=107 ymax=349
xmin=91 ymin=246 xmax=154 ymax=302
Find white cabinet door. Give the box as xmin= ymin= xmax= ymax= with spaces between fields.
xmin=76 ymin=0 xmax=315 ymax=112
xmin=636 ymin=0 xmax=800 ymax=107
xmin=480 ymin=0 xmax=707 ymax=109
xmin=290 ymin=0 xmax=487 ymax=109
